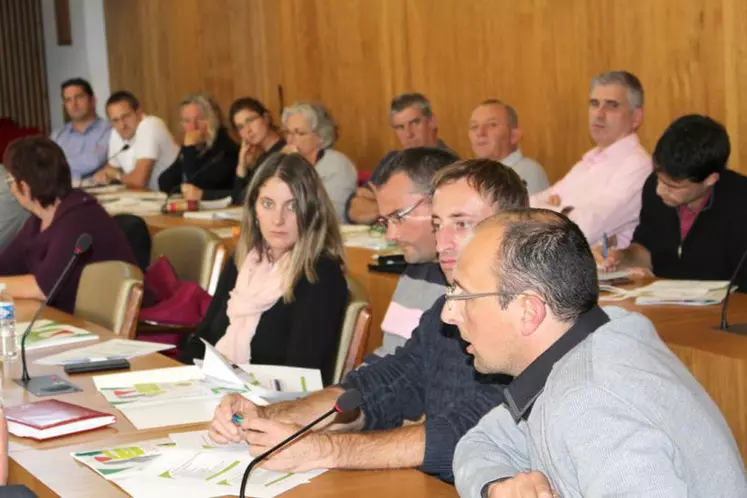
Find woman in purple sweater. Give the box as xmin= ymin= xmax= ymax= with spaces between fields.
xmin=0 ymin=136 xmax=137 ymax=314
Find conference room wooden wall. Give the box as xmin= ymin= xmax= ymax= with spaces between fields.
xmin=104 ymin=0 xmax=747 ymax=180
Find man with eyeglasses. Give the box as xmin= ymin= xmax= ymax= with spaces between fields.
xmin=93 ymin=91 xmax=179 ymax=190
xmin=0 ymin=167 xmax=29 ymax=251
xmin=208 ymin=158 xmax=529 ymax=483
xmin=347 ymin=93 xmax=456 ymax=224
xmin=595 ymin=114 xmax=747 ymax=291
xmin=447 ymin=209 xmax=745 ymax=498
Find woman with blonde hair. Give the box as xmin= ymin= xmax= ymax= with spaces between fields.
xmin=179 ymin=153 xmax=348 ymax=384
xmin=281 ymin=102 xmax=358 ymax=221
xmin=159 ymin=93 xmax=239 ymax=200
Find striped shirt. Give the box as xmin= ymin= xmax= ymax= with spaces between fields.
xmin=375 ymin=262 xmax=446 ymax=356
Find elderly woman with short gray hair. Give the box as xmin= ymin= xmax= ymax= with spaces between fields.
xmin=281 ymin=102 xmax=358 ymax=220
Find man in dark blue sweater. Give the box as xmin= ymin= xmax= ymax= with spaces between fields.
xmin=208 ymin=159 xmax=529 ymax=482
xmin=595 ymin=114 xmax=747 ymax=291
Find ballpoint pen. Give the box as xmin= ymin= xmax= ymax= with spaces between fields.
xmin=602 ymin=232 xmax=609 ymax=260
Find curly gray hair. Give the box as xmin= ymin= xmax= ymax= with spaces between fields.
xmin=281 ymin=101 xmax=338 ymax=149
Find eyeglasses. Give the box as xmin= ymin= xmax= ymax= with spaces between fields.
xmin=372 ymin=196 xmax=428 ymax=231
xmin=283 ymin=129 xmax=313 ymax=138
xmin=444 ymin=284 xmax=544 ymax=311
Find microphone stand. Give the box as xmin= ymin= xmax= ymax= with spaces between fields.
xmin=715 ymin=245 xmax=747 ymax=335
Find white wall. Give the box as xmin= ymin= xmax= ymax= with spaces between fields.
xmin=41 ymin=0 xmax=110 ymax=131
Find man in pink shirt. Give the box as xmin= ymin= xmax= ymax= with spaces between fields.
xmin=531 ymin=71 xmax=652 ymax=248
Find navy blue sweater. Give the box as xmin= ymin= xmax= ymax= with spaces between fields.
xmin=340 ymin=296 xmax=507 ymax=483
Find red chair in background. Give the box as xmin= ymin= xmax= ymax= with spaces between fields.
xmin=0 ymin=118 xmax=42 ymax=159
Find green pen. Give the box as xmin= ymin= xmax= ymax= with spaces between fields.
xmin=232 ymin=412 xmax=244 ymax=425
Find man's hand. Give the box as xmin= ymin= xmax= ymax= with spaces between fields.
xmin=546 ymin=194 xmax=561 ymax=207
xmin=181 ymin=183 xmax=204 ymax=201
xmin=281 ymin=144 xmax=299 ymax=154
xmin=355 ymin=186 xmax=375 ymax=201
xmin=487 ymin=472 xmax=559 ymax=498
xmin=209 ymin=393 xmax=265 ymax=444
xmin=243 ymin=418 xmax=332 ymax=472
xmin=184 ymin=129 xmax=206 ymax=147
xmin=93 ymin=166 xmax=117 ymax=185
xmin=593 ymin=245 xmax=623 ymax=272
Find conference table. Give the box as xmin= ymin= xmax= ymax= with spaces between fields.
xmin=5 ymin=300 xmax=456 ymax=497
xmin=143 ymin=211 xmax=747 ymax=462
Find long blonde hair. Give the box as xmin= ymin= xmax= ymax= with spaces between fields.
xmin=235 ymin=152 xmax=345 ymax=301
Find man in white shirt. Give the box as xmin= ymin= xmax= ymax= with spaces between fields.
xmin=94 ymin=91 xmax=179 ymax=190
xmin=469 ymin=99 xmax=548 ymax=194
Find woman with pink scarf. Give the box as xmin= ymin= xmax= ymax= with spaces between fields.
xmin=180 ymin=152 xmax=348 ymax=384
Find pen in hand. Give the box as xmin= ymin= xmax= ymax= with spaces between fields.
xmin=602 ymin=232 xmax=609 ymax=260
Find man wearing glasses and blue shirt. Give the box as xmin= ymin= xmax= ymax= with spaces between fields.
xmin=209 ymin=157 xmax=528 ymax=483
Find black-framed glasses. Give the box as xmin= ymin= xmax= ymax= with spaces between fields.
xmin=372 ymin=196 xmax=428 ymax=231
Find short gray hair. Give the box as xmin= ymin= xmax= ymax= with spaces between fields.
xmin=179 ymin=93 xmax=223 ymax=148
xmin=281 ymin=102 xmax=338 ymax=149
xmin=590 ymin=71 xmax=644 ymax=109
xmin=480 ymin=99 xmax=519 ymax=129
xmin=390 ymin=93 xmax=433 ymax=119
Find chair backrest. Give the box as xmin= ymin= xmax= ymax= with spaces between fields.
xmin=151 ymin=226 xmax=226 ymax=295
xmin=113 ymin=214 xmax=152 ymax=272
xmin=333 ymin=276 xmax=372 ymax=383
xmin=74 ymin=261 xmax=144 ymax=339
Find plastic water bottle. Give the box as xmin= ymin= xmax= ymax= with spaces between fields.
xmin=0 ymin=284 xmax=17 ymax=359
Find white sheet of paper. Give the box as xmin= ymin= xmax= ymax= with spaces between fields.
xmin=597 ymin=269 xmax=633 ymax=281
xmin=16 ymin=319 xmax=98 ymax=351
xmin=169 ymin=430 xmax=250 ymax=454
xmin=199 ymin=197 xmax=233 ymax=210
xmin=117 ymin=397 xmax=221 ymax=430
xmin=36 ymin=339 xmax=173 ymax=365
xmin=94 ymin=365 xmax=204 ymax=390
xmin=183 ymin=206 xmax=243 ymax=221
xmin=237 ymin=364 xmax=323 ymax=395
xmin=200 ymin=340 xmax=245 ymax=387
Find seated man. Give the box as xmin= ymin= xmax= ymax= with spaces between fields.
xmin=531 ymin=70 xmax=651 ymax=247
xmin=208 ymin=158 xmax=530 ymax=482
xmin=347 ymin=93 xmax=455 ymax=224
xmin=0 ymin=137 xmax=138 ymax=313
xmin=371 ymin=147 xmax=457 ymax=355
xmin=596 ymin=114 xmax=747 ymax=290
xmin=94 ymin=91 xmax=179 ymax=190
xmin=50 ymin=78 xmax=111 ymax=179
xmin=468 ymin=99 xmax=548 ymax=194
xmin=448 ymin=210 xmax=746 ymax=497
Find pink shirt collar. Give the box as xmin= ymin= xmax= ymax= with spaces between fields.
xmin=582 ymin=133 xmax=642 ymax=165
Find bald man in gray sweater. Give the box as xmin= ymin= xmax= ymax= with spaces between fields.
xmin=0 ymin=167 xmax=29 ymax=252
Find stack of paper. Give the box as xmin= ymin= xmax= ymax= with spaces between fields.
xmin=72 ymin=431 xmax=326 ymax=497
xmin=16 ymin=320 xmax=98 ymax=351
xmin=96 ymin=191 xmax=167 ymax=216
xmin=183 ymin=207 xmax=243 ymax=221
xmin=600 ymin=279 xmax=734 ymax=306
xmin=36 ymin=339 xmax=174 ymax=366
xmin=93 ymin=365 xmax=252 ymax=430
xmin=598 ymin=269 xmax=634 ymax=282
xmin=340 ymin=225 xmax=397 ymax=250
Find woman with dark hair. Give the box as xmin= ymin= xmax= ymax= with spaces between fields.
xmin=158 ymin=94 xmax=239 ymax=200
xmin=0 ymin=137 xmax=137 ymax=313
xmin=179 ymin=152 xmax=347 ymax=385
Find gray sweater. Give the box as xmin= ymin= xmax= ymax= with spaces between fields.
xmin=0 ymin=167 xmax=29 ymax=251
xmin=454 ymin=306 xmax=746 ymax=498
xmin=314 ymin=148 xmax=357 ymax=222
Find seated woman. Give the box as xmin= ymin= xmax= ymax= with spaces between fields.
xmin=158 ymin=94 xmax=239 ymax=200
xmin=280 ymin=102 xmax=358 ymax=221
xmin=224 ymin=97 xmax=286 ymax=205
xmin=0 ymin=137 xmax=138 ymax=314
xmin=179 ymin=153 xmax=348 ymax=385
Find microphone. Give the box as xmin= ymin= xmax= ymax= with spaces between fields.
xmin=716 ymin=244 xmax=747 ymax=335
xmin=109 ymin=143 xmax=131 ymax=162
xmin=14 ymin=233 xmax=92 ymax=396
xmin=238 ymin=389 xmax=363 ymax=498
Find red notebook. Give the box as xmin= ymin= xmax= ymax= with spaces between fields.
xmin=6 ymin=399 xmax=116 ymax=440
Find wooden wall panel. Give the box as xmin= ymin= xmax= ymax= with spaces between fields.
xmin=276 ymin=0 xmax=409 ymax=170
xmin=0 ymin=0 xmax=50 ymax=132
xmin=104 ymin=0 xmax=747 ymax=177
xmin=104 ymin=0 xmax=279 ymax=143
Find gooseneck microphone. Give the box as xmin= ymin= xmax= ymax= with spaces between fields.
xmin=238 ymin=389 xmax=363 ymax=498
xmin=109 ymin=143 xmax=131 ymax=162
xmin=717 ymin=244 xmax=747 ymax=335
xmin=16 ymin=234 xmax=92 ymax=395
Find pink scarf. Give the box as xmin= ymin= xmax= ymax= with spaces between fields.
xmin=215 ymin=249 xmax=289 ymax=364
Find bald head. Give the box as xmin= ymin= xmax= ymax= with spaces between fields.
xmin=468 ymin=209 xmax=599 ymax=321
xmin=468 ymin=101 xmax=522 ymax=161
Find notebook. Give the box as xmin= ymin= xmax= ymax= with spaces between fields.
xmin=6 ymin=399 xmax=116 ymax=440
